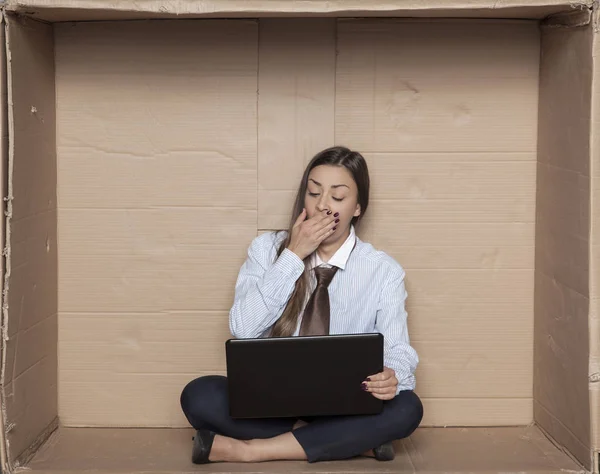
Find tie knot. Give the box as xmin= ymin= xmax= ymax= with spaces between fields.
xmin=314 ymin=266 xmax=338 ymax=288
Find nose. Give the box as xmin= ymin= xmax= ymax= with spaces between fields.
xmin=316 ymin=194 xmax=330 ymax=212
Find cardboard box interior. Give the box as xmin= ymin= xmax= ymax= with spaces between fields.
xmin=0 ymin=1 xmax=599 ymax=473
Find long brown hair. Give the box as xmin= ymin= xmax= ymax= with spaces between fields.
xmin=269 ymin=146 xmax=370 ymax=337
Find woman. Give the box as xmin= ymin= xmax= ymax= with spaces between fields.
xmin=180 ymin=146 xmax=423 ymax=464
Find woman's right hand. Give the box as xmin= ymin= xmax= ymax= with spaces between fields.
xmin=287 ymin=208 xmax=339 ymax=260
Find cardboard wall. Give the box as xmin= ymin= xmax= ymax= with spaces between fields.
xmin=3 ymin=15 xmax=58 ymax=465
xmin=55 ymin=20 xmax=258 ymax=426
xmin=56 ymin=19 xmax=540 ymax=428
xmin=534 ymin=22 xmax=593 ymax=467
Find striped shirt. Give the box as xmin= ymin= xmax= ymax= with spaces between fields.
xmin=229 ymin=226 xmax=419 ymax=394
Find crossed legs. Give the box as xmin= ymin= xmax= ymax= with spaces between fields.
xmin=180 ymin=375 xmax=423 ymax=463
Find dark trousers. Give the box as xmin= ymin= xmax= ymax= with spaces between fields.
xmin=180 ymin=375 xmax=423 ymax=463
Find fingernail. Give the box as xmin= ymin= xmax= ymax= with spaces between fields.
xmin=334 ymin=212 xmax=339 ymax=217
xmin=333 ymin=226 xmax=337 ymax=231
xmin=366 ymin=378 xmax=371 ymax=382
xmin=327 ymin=210 xmax=332 ymax=215
xmin=361 ymin=383 xmax=368 ymax=391
xmin=335 ymin=219 xmax=340 ymax=223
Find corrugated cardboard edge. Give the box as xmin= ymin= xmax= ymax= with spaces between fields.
xmin=0 ymin=8 xmax=14 ymax=474
xmin=1 ymin=0 xmax=596 ymax=21
xmin=591 ymin=5 xmax=600 ymax=474
xmin=0 ymin=9 xmax=8 ymax=474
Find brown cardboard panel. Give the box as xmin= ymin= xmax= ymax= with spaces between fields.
xmin=535 ymin=401 xmax=591 ymax=473
xmin=369 ymin=243 xmax=534 ymax=270
xmin=534 ymin=23 xmax=592 ymax=470
xmin=7 ymin=19 xmax=56 ymax=223
xmin=405 ymin=269 xmax=532 ymax=407
xmin=6 ymin=0 xmax=594 ymax=22
xmin=368 ymin=155 xmax=537 ymax=200
xmin=538 ymin=36 xmax=592 ymax=177
xmin=59 ymin=312 xmax=230 ymax=427
xmin=59 ymin=247 xmax=249 ymax=313
xmin=405 ymin=426 xmax=583 ymax=473
xmin=4 ymin=314 xmax=57 ymax=393
xmin=412 ymin=339 xmax=531 ymax=398
xmin=55 ymin=21 xmax=257 ymax=211
xmin=402 ymin=270 xmax=531 ymax=310
xmin=535 ymin=163 xmax=589 ymax=296
xmin=59 ymin=209 xmax=256 ymax=256
xmin=58 ymin=153 xmax=256 ymax=210
xmin=257 ymin=19 xmax=335 ymax=230
xmin=3 ymin=358 xmax=57 ymax=467
xmin=23 ymin=426 xmax=583 ymax=473
xmin=55 ymin=20 xmax=259 ymax=427
xmin=59 ymin=372 xmax=221 ymax=427
xmin=359 ymin=222 xmax=534 ymax=253
xmin=335 ymin=20 xmax=540 ymax=153
xmin=59 ymin=312 xmax=231 ymax=374
xmin=421 ymin=399 xmax=532 ymax=427
xmin=361 ymin=203 xmax=535 ymax=270
xmin=534 ymin=272 xmax=591 ymax=466
xmin=4 ymin=14 xmax=58 ymax=466
xmin=9 ymin=210 xmax=58 ymax=336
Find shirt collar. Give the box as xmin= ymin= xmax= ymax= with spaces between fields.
xmin=309 ymin=225 xmax=356 ymax=271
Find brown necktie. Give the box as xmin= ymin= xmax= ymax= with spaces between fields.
xmin=299 ymin=266 xmax=339 ymax=336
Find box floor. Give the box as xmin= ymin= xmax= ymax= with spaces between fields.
xmin=21 ymin=426 xmax=585 ymax=473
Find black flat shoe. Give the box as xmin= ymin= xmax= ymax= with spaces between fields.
xmin=191 ymin=429 xmax=216 ymax=464
xmin=373 ymin=441 xmax=395 ymax=461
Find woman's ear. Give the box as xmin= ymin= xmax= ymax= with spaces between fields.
xmin=353 ymin=204 xmax=361 ymax=218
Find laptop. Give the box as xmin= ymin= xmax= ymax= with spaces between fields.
xmin=225 ymin=333 xmax=384 ymax=419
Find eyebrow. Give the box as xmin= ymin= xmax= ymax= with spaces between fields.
xmin=309 ymin=178 xmax=349 ymax=189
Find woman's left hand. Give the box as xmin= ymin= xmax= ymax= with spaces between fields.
xmin=362 ymin=367 xmax=398 ymax=400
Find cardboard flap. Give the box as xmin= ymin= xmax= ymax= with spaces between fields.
xmin=534 ymin=21 xmax=593 ymax=471
xmin=3 ymin=0 xmax=595 ymax=22
xmin=2 ymin=13 xmax=58 ymax=469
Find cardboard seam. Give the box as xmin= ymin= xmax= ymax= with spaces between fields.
xmin=529 ymin=425 xmax=588 ymax=473
xmin=13 ymin=417 xmax=57 ymax=469
xmin=542 ymin=3 xmax=594 ymax=27
xmin=535 ymin=399 xmax=594 ymax=469
xmin=536 ymin=420 xmax=590 ymax=472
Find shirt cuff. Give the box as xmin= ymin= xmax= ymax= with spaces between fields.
xmin=273 ymin=248 xmax=305 ymax=279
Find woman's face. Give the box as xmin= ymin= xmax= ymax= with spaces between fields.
xmin=304 ymin=165 xmax=361 ymax=241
